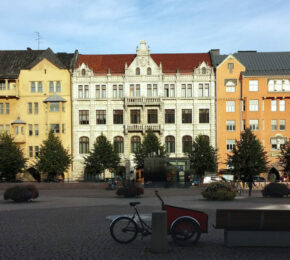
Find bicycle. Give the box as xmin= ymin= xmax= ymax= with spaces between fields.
xmin=110 ymin=191 xmax=208 ymax=246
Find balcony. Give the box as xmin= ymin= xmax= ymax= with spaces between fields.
xmin=13 ymin=135 xmax=26 ymax=144
xmin=124 ymin=97 xmax=163 ymax=108
xmin=124 ymin=124 xmax=162 ymax=134
xmin=0 ymin=88 xmax=18 ymax=98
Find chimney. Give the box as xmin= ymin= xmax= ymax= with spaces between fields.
xmin=209 ymin=49 xmax=220 ymax=56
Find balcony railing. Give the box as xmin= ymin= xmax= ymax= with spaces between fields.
xmin=124 ymin=97 xmax=162 ymax=107
xmin=0 ymin=88 xmax=18 ymax=98
xmin=124 ymin=124 xmax=161 ymax=134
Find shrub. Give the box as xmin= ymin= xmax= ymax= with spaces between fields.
xmin=116 ymin=181 xmax=144 ymax=198
xmin=262 ymin=183 xmax=289 ymax=198
xmin=4 ymin=185 xmax=39 ymax=202
xmin=202 ymin=182 xmax=236 ymax=200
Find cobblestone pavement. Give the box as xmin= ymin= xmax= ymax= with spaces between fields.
xmin=0 ymin=185 xmax=290 ymax=259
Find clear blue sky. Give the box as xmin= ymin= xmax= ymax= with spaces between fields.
xmin=1 ymin=0 xmax=290 ymax=54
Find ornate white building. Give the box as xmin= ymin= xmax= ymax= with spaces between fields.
xmin=72 ymin=40 xmax=216 ymax=180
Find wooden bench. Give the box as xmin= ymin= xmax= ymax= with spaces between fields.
xmin=216 ymin=209 xmax=290 ymax=247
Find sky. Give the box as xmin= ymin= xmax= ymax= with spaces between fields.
xmin=1 ymin=0 xmax=290 ymax=55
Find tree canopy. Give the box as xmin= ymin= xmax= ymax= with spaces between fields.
xmin=280 ymin=140 xmax=290 ymax=174
xmin=227 ymin=128 xmax=268 ymax=180
xmin=133 ymin=129 xmax=166 ymax=169
xmin=0 ymin=133 xmax=26 ymax=181
xmin=188 ymin=135 xmax=217 ymax=179
xmin=35 ymin=131 xmax=71 ymax=180
xmin=84 ymin=134 xmax=120 ymax=176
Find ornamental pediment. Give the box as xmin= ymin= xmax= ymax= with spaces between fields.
xmin=74 ymin=63 xmax=94 ymax=77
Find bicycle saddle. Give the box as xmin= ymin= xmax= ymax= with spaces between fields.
xmin=129 ymin=202 xmax=140 ymax=207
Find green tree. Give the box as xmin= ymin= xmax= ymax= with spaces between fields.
xmin=227 ymin=128 xmax=268 ymax=180
xmin=188 ymin=135 xmax=217 ymax=180
xmin=133 ymin=129 xmax=166 ymax=169
xmin=84 ymin=134 xmax=120 ymax=177
xmin=280 ymin=140 xmax=290 ymax=174
xmin=0 ymin=133 xmax=26 ymax=181
xmin=35 ymin=131 xmax=71 ymax=180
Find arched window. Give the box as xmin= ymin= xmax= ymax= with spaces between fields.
xmin=147 ymin=67 xmax=152 ymax=75
xmin=131 ymin=136 xmax=141 ymax=153
xmin=79 ymin=136 xmax=89 ymax=154
xmin=182 ymin=136 xmax=192 ymax=153
xmin=165 ymin=136 xmax=175 ymax=153
xmin=81 ymin=69 xmax=86 ymax=76
xmin=202 ymin=67 xmax=206 ymax=74
xmin=114 ymin=136 xmax=124 ymax=153
xmin=136 ymin=67 xmax=140 ymax=75
xmin=202 ymin=135 xmax=210 ymax=142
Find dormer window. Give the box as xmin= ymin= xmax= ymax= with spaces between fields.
xmin=202 ymin=67 xmax=206 ymax=74
xmin=147 ymin=67 xmax=152 ymax=75
xmin=81 ymin=69 xmax=86 ymax=76
xmin=227 ymin=63 xmax=234 ymax=74
xmin=136 ymin=67 xmax=140 ymax=75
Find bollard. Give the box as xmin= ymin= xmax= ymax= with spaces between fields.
xmin=151 ymin=210 xmax=168 ymax=253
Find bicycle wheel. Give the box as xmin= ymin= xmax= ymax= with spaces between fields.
xmin=110 ymin=217 xmax=138 ymax=244
xmin=170 ymin=217 xmax=201 ymax=246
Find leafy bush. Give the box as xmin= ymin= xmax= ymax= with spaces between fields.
xmin=4 ymin=185 xmax=39 ymax=202
xmin=116 ymin=181 xmax=144 ymax=198
xmin=262 ymin=183 xmax=289 ymax=198
xmin=202 ymin=182 xmax=236 ymax=200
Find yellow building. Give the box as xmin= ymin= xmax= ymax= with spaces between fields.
xmin=0 ymin=48 xmax=77 ymax=181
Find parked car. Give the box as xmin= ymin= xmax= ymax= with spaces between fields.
xmin=203 ymin=176 xmax=222 ymax=184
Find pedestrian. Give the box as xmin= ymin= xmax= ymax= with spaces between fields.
xmin=247 ymin=176 xmax=255 ymax=197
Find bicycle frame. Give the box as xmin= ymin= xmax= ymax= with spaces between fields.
xmin=130 ymin=205 xmax=152 ymax=236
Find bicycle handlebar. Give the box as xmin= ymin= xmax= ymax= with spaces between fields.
xmin=154 ymin=190 xmax=164 ymax=207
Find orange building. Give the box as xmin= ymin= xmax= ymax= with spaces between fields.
xmin=211 ymin=51 xmax=290 ymax=179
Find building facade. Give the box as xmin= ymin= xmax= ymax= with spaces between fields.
xmin=72 ymin=40 xmax=216 ymax=180
xmin=212 ymin=51 xmax=290 ymax=178
xmin=0 ymin=48 xmax=76 ymax=180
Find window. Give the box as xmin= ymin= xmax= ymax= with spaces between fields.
xmin=226 ymin=120 xmax=236 ymax=131
xmin=226 ymin=140 xmax=235 ymax=150
xmin=35 ymin=146 xmax=39 ymax=157
xmin=114 ymin=136 xmax=124 ymax=153
xmin=28 ymin=103 xmax=33 ymax=114
xmin=283 ymin=80 xmax=290 ymax=91
xmin=5 ymin=124 xmax=10 ymax=132
xmin=268 ymin=80 xmax=274 ymax=91
xmin=182 ymin=136 xmax=192 ymax=153
xmin=119 ymin=85 xmax=123 ymax=98
xmin=249 ymin=119 xmax=259 ymax=131
xmin=113 ymin=85 xmax=117 ymax=98
xmin=170 ymin=84 xmax=175 ymax=97
xmin=249 ymin=80 xmax=258 ymax=91
xmin=34 ymin=124 xmax=39 ymax=136
xmin=79 ymin=110 xmax=89 ymax=125
xmin=271 ymin=100 xmax=277 ymax=111
xmin=226 ymin=81 xmax=236 ymax=92
xmin=148 ymin=109 xmax=158 ymax=124
xmin=136 ymin=67 xmax=140 ymax=75
xmin=226 ymin=101 xmax=235 ymax=112
xmin=31 ymin=82 xmax=36 ymax=92
xmin=78 ymin=85 xmax=83 ymax=98
xmin=113 ymin=110 xmax=123 ymax=124
xmin=0 ymin=81 xmax=5 ymax=90
xmin=0 ymin=103 xmax=3 ymax=114
xmin=249 ymin=100 xmax=259 ymax=111
xmin=49 ymin=81 xmax=54 ymax=92
xmin=164 ymin=84 xmax=169 ymax=97
xmin=181 ymin=84 xmax=186 ymax=97
xmin=279 ymin=100 xmax=285 ymax=111
xmin=5 ymin=103 xmax=9 ymax=114
xmin=147 ymin=84 xmax=152 ymax=97
xmin=131 ymin=136 xmax=141 ymax=153
xmin=271 ymin=120 xmax=277 ymax=131
xmin=34 ymin=103 xmax=38 ymax=114
xmin=79 ymin=137 xmax=89 ymax=154
xmin=50 ymin=124 xmax=60 ymax=133
xmin=165 ymin=109 xmax=175 ymax=124
xmin=56 ymin=81 xmax=61 ymax=92
xmin=202 ymin=67 xmax=207 ymax=74
xmin=187 ymin=84 xmax=192 ymax=97
xmin=147 ymin=67 xmax=152 ymax=75
xmin=275 ymin=80 xmax=282 ymax=91
xmin=280 ymin=120 xmax=286 ymax=130
xmin=49 ymin=102 xmax=59 ymax=112
xmin=130 ymin=84 xmax=134 ymax=97
xmin=130 ymin=110 xmax=140 ymax=124
xmin=136 ymin=84 xmax=140 ymax=97
xmin=29 ymin=124 xmax=33 ymax=136
xmin=242 ymin=120 xmax=246 ymax=131
xmin=271 ymin=137 xmax=287 ymax=150
xmin=198 ymin=84 xmax=209 ymax=97
xmin=81 ymin=69 xmax=86 ymax=76
xmin=62 ymin=124 xmax=65 ymax=134
xmin=165 ymin=136 xmax=175 ymax=153
xmin=49 ymin=81 xmax=61 ymax=92
xmin=182 ymin=109 xmax=192 ymax=123
xmin=96 ymin=110 xmax=106 ymax=124
xmin=29 ymin=146 xmax=33 ymax=157
xmin=153 ymin=84 xmax=158 ymax=96
xmin=101 ymin=85 xmax=106 ymax=98
xmin=199 ymin=109 xmax=209 ymax=123
xmin=227 ymin=63 xmax=234 ymax=73
xmin=96 ymin=85 xmax=100 ymax=98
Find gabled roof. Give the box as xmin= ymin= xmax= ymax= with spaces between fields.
xmin=211 ymin=51 xmax=290 ymax=76
xmin=43 ymin=93 xmax=67 ymax=103
xmin=76 ymin=53 xmax=212 ymax=74
xmin=0 ymin=48 xmax=77 ymax=79
xmin=11 ymin=117 xmax=26 ymax=125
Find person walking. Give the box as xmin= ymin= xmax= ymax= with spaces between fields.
xmin=247 ymin=176 xmax=255 ymax=197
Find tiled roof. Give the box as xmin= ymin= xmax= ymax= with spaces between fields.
xmin=43 ymin=93 xmax=67 ymax=103
xmin=0 ymin=48 xmax=76 ymax=79
xmin=76 ymin=53 xmax=212 ymax=74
